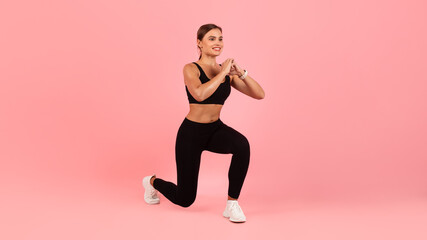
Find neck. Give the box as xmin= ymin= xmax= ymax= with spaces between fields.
xmin=198 ymin=55 xmax=217 ymax=66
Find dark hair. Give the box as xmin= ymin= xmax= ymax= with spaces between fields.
xmin=197 ymin=24 xmax=222 ymax=60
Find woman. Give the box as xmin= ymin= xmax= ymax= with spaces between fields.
xmin=142 ymin=23 xmax=265 ymax=223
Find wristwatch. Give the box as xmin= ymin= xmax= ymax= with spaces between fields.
xmin=239 ymin=70 xmax=248 ymax=80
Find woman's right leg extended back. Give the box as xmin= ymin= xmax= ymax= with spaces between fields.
xmin=152 ymin=118 xmax=210 ymax=208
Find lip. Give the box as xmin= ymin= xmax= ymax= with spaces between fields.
xmin=213 ymin=47 xmax=221 ymax=51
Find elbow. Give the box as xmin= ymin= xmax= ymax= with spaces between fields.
xmin=190 ymin=88 xmax=203 ymax=102
xmin=193 ymin=87 xmax=206 ymax=102
xmin=194 ymin=93 xmax=205 ymax=102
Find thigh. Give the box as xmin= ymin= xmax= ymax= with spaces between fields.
xmin=175 ymin=121 xmax=204 ymax=187
xmin=205 ymin=123 xmax=249 ymax=154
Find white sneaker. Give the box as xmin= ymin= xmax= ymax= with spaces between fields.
xmin=142 ymin=174 xmax=160 ymax=204
xmin=223 ymin=200 xmax=246 ymax=222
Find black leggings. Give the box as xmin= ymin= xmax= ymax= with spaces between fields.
xmin=153 ymin=117 xmax=250 ymax=207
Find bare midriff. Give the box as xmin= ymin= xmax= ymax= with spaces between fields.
xmin=186 ymin=104 xmax=223 ymax=123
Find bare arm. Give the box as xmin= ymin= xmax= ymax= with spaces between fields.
xmin=183 ymin=64 xmax=228 ymax=102
xmin=231 ymin=72 xmax=265 ymax=99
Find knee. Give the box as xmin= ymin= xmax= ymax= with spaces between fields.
xmin=176 ymin=188 xmax=197 ymax=208
xmin=178 ymin=196 xmax=196 ymax=208
xmin=235 ymin=135 xmax=250 ymax=152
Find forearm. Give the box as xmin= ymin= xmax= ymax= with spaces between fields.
xmin=238 ymin=70 xmax=265 ymax=99
xmin=195 ymin=71 xmax=228 ymax=101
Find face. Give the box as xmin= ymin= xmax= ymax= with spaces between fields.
xmin=198 ymin=28 xmax=223 ymax=56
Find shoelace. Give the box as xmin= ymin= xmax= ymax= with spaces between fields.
xmin=149 ymin=188 xmax=158 ymax=197
xmin=229 ymin=202 xmax=244 ymax=217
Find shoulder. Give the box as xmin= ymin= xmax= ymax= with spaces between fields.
xmin=183 ymin=62 xmax=198 ymax=70
xmin=183 ymin=62 xmax=200 ymax=75
xmin=183 ymin=62 xmax=201 ymax=84
xmin=183 ymin=62 xmax=196 ymax=68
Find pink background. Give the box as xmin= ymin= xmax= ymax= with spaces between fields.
xmin=1 ymin=0 xmax=426 ymax=239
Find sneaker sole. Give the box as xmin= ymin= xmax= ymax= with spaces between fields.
xmin=229 ymin=217 xmax=246 ymax=222
xmin=144 ymin=198 xmax=160 ymax=204
xmin=142 ymin=176 xmax=160 ymax=204
xmin=223 ymin=210 xmax=246 ymax=222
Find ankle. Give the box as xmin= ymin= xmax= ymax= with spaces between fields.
xmin=150 ymin=175 xmax=156 ymax=186
xmin=227 ymin=196 xmax=238 ymax=201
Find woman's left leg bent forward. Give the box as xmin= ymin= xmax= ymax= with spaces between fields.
xmin=205 ymin=122 xmax=250 ymax=199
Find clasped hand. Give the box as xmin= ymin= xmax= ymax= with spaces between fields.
xmin=221 ymin=58 xmax=244 ymax=76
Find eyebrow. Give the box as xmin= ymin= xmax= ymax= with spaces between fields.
xmin=209 ymin=36 xmax=223 ymax=38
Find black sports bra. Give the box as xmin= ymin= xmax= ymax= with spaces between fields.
xmin=185 ymin=62 xmax=231 ymax=105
